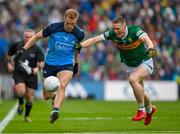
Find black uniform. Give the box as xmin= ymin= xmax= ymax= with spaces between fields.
xmin=7 ymin=40 xmax=44 ymax=89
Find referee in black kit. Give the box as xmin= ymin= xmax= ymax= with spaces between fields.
xmin=6 ymin=29 xmax=44 ymax=122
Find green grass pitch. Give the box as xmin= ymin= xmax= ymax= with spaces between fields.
xmin=1 ymin=99 xmax=180 ymax=133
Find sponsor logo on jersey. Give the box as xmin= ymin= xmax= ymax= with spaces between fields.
xmin=114 ymin=40 xmax=142 ymax=50
xmin=55 ymin=41 xmax=73 ymax=51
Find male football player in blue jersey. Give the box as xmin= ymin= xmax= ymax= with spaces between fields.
xmin=21 ymin=9 xmax=84 ymax=123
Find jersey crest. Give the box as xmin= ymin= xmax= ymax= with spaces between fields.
xmin=127 ymin=38 xmax=133 ymax=43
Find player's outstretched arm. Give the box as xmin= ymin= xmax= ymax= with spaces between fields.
xmin=139 ymin=34 xmax=154 ymax=49
xmin=139 ymin=34 xmax=157 ymax=57
xmin=81 ymin=34 xmax=104 ymax=48
xmin=23 ymin=30 xmax=44 ymax=50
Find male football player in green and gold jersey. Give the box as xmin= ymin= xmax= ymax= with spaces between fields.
xmin=80 ymin=16 xmax=156 ymax=125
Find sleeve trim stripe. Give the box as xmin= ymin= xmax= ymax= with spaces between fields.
xmin=102 ymin=34 xmax=106 ymax=40
xmin=138 ymin=32 xmax=147 ymax=38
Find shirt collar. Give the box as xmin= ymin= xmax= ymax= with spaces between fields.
xmin=121 ymin=26 xmax=128 ymax=39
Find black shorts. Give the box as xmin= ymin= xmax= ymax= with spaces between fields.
xmin=13 ymin=71 xmax=38 ymax=90
xmin=43 ymin=63 xmax=73 ymax=78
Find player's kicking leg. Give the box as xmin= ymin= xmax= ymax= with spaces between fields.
xmin=49 ymin=71 xmax=73 ymax=124
xmin=43 ymin=89 xmax=58 ymax=123
xmin=49 ymin=92 xmax=59 ymax=124
xmin=49 ymin=108 xmax=59 ymax=123
xmin=43 ymin=92 xmax=59 ymax=124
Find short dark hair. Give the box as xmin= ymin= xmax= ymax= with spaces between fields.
xmin=112 ymin=16 xmax=126 ymax=24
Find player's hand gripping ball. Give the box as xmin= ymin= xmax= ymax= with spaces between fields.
xmin=44 ymin=76 xmax=60 ymax=92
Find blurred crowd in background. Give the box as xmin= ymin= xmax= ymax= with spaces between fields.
xmin=0 ymin=0 xmax=180 ymax=81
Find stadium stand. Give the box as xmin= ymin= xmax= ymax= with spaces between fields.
xmin=0 ymin=0 xmax=179 ymax=81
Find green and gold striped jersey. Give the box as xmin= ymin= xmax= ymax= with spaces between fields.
xmin=103 ymin=25 xmax=151 ymax=67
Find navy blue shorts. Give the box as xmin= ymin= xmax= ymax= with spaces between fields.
xmin=43 ymin=63 xmax=73 ymax=78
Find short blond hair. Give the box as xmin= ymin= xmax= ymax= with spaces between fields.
xmin=64 ymin=9 xmax=79 ymax=19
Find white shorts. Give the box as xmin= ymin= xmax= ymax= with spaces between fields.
xmin=126 ymin=58 xmax=154 ymax=75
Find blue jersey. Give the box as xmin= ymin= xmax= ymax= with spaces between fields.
xmin=42 ymin=22 xmax=84 ymax=66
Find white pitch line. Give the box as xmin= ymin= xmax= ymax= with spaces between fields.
xmin=12 ymin=116 xmax=180 ymax=121
xmin=63 ymin=117 xmax=113 ymax=120
xmin=68 ymin=131 xmax=180 ymax=134
xmin=0 ymin=102 xmax=18 ymax=133
xmin=12 ymin=117 xmax=113 ymax=121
